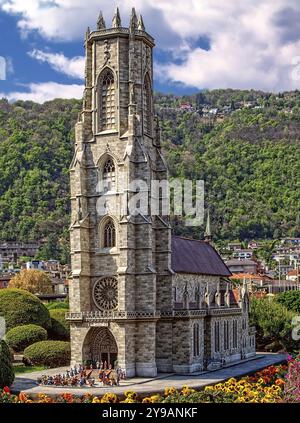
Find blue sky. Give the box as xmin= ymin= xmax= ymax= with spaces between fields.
xmin=0 ymin=0 xmax=300 ymax=103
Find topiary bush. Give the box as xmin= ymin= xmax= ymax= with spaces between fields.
xmin=0 ymin=340 xmax=14 ymax=388
xmin=5 ymin=324 xmax=48 ymax=352
xmin=0 ymin=289 xmax=51 ymax=331
xmin=276 ymin=291 xmax=300 ymax=313
xmin=23 ymin=341 xmax=70 ymax=368
xmin=48 ymin=309 xmax=70 ymax=340
xmin=46 ymin=301 xmax=69 ymax=310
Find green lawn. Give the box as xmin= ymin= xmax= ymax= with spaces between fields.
xmin=13 ymin=365 xmax=46 ymax=374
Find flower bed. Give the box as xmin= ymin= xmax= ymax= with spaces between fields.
xmin=0 ymin=364 xmax=291 ymax=403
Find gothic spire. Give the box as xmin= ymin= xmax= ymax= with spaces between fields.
xmin=97 ymin=11 xmax=106 ymax=30
xmin=85 ymin=26 xmax=90 ymax=42
xmin=204 ymin=209 xmax=212 ymax=243
xmin=130 ymin=7 xmax=138 ymax=32
xmin=137 ymin=14 xmax=145 ymax=31
xmin=112 ymin=7 xmax=121 ymax=28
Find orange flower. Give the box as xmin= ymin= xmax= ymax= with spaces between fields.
xmin=18 ymin=392 xmax=28 ymax=403
xmin=275 ymin=378 xmax=285 ymax=387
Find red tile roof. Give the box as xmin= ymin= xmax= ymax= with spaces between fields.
xmin=171 ymin=236 xmax=231 ymax=277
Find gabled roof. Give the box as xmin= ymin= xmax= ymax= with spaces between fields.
xmin=171 ymin=236 xmax=231 ymax=277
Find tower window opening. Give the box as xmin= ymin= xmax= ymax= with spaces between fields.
xmin=103 ymin=219 xmax=116 ymax=248
xmin=99 ymin=70 xmax=115 ymax=131
xmin=103 ymin=158 xmax=116 ymax=192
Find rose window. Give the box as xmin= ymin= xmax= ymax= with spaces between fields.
xmin=93 ymin=277 xmax=118 ymax=310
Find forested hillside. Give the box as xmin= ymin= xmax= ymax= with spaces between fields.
xmin=0 ymin=89 xmax=299 ymax=261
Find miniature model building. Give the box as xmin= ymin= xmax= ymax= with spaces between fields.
xmin=68 ymin=9 xmax=256 ymax=377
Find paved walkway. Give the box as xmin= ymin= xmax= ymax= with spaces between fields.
xmin=11 ymin=353 xmax=286 ymax=397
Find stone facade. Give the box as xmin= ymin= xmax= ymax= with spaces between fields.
xmin=68 ymin=9 xmax=255 ymax=377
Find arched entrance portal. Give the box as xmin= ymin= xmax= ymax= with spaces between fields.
xmin=84 ymin=327 xmax=118 ymax=368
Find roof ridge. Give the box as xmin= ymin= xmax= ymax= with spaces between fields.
xmin=172 ymin=235 xmax=207 ymax=244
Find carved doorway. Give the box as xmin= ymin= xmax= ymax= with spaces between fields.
xmin=91 ymin=327 xmax=118 ymax=368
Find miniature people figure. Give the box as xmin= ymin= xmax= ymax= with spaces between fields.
xmin=100 ymin=361 xmax=103 ymax=370
xmin=96 ymin=360 xmax=100 ymax=370
xmin=104 ymin=360 xmax=107 ymax=370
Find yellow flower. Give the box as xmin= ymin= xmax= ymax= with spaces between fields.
xmin=142 ymin=397 xmax=153 ymax=403
xmin=150 ymin=395 xmax=161 ymax=402
xmin=164 ymin=387 xmax=177 ymax=396
xmin=101 ymin=393 xmax=118 ymax=403
xmin=92 ymin=397 xmax=101 ymax=403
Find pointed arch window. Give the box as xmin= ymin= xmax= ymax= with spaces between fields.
xmin=143 ymin=74 xmax=152 ymax=136
xmin=99 ymin=69 xmax=115 ymax=131
xmin=103 ymin=158 xmax=116 ymax=192
xmin=103 ymin=219 xmax=116 ymax=248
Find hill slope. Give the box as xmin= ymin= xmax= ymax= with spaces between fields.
xmin=0 ymin=89 xmax=299 ymax=261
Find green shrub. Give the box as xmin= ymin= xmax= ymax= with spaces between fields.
xmin=276 ymin=291 xmax=300 ymax=313
xmin=46 ymin=301 xmax=69 ymax=310
xmin=0 ymin=289 xmax=51 ymax=331
xmin=23 ymin=341 xmax=70 ymax=368
xmin=0 ymin=340 xmax=14 ymax=388
xmin=48 ymin=309 xmax=70 ymax=340
xmin=250 ymin=296 xmax=299 ymax=351
xmin=5 ymin=325 xmax=48 ymax=352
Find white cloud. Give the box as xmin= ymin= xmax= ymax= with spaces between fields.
xmin=2 ymin=0 xmax=300 ymax=91
xmin=29 ymin=49 xmax=85 ymax=79
xmin=0 ymin=81 xmax=83 ymax=103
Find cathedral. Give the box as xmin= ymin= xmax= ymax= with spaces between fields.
xmin=68 ymin=8 xmax=255 ymax=377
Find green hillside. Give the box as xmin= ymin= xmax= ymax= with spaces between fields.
xmin=0 ymin=89 xmax=299 ymax=261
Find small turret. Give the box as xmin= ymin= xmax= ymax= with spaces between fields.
xmin=138 ymin=14 xmax=145 ymax=31
xmin=112 ymin=7 xmax=121 ymax=28
xmin=225 ymin=282 xmax=231 ymax=307
xmin=97 ymin=11 xmax=106 ymax=30
xmin=204 ymin=209 xmax=212 ymax=243
xmin=130 ymin=8 xmax=138 ymax=32
xmin=85 ymin=26 xmax=90 ymax=41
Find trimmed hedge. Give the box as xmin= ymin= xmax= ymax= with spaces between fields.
xmin=46 ymin=301 xmax=69 ymax=310
xmin=0 ymin=289 xmax=51 ymax=330
xmin=5 ymin=324 xmax=48 ymax=352
xmin=0 ymin=340 xmax=14 ymax=388
xmin=48 ymin=309 xmax=70 ymax=340
xmin=23 ymin=341 xmax=71 ymax=368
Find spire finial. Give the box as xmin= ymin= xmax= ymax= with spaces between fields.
xmin=204 ymin=209 xmax=212 ymax=242
xmin=112 ymin=7 xmax=121 ymax=28
xmin=97 ymin=11 xmax=106 ymax=30
xmin=85 ymin=26 xmax=90 ymax=41
xmin=130 ymin=7 xmax=138 ymax=32
xmin=138 ymin=14 xmax=145 ymax=31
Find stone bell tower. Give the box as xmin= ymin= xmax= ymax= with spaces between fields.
xmin=68 ymin=8 xmax=173 ymax=377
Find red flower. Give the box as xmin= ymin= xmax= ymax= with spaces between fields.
xmin=3 ymin=386 xmax=11 ymax=394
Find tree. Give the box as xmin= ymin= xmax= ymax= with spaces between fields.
xmin=0 ymin=340 xmax=14 ymax=388
xmin=8 ymin=270 xmax=53 ymax=295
